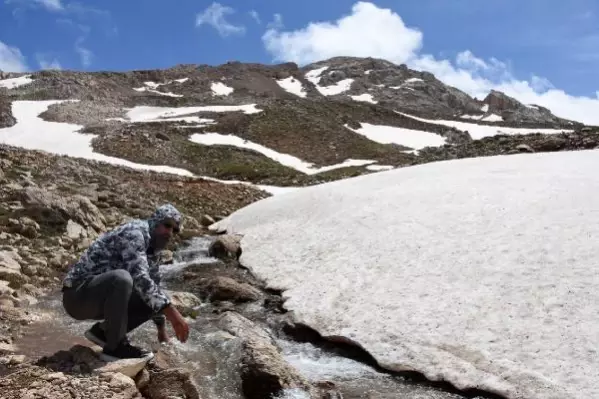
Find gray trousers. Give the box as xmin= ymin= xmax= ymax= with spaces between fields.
xmin=62 ymin=269 xmax=154 ymax=350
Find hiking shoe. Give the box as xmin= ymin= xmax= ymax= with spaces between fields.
xmin=84 ymin=323 xmax=106 ymax=347
xmin=100 ymin=342 xmax=154 ymax=362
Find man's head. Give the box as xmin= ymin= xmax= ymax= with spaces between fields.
xmin=148 ymin=204 xmax=182 ymax=250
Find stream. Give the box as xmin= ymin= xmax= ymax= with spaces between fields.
xmin=15 ymin=236 xmax=480 ymax=399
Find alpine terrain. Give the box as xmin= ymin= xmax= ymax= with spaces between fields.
xmin=0 ymin=56 xmax=597 ymax=399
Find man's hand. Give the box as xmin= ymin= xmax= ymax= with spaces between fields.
xmin=163 ymin=304 xmax=189 ymax=343
xmin=157 ymin=324 xmax=169 ymax=343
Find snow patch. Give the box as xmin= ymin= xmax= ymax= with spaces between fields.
xmin=400 ymin=112 xmax=571 ymax=139
xmin=126 ymin=104 xmax=261 ymax=123
xmin=349 ymin=93 xmax=377 ymax=104
xmin=0 ymin=101 xmax=194 ymax=176
xmin=366 ymin=164 xmax=394 ymax=171
xmin=482 ymin=113 xmax=504 ymax=122
xmin=405 ymin=77 xmax=423 ymax=83
xmin=133 ymin=87 xmax=183 ymax=98
xmin=276 ymin=77 xmax=307 ymax=98
xmin=364 ymin=70 xmax=372 ymax=75
xmin=190 ymin=132 xmax=375 ymax=175
xmin=304 ymin=67 xmax=353 ymax=96
xmin=211 ymin=82 xmax=234 ymax=96
xmin=0 ymin=75 xmax=34 ymax=89
xmin=214 ymin=150 xmax=599 ymax=399
xmin=527 ymin=104 xmax=540 ymax=110
xmin=346 ymin=123 xmax=446 ymax=150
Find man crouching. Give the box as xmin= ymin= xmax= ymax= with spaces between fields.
xmin=61 ymin=203 xmax=190 ymax=361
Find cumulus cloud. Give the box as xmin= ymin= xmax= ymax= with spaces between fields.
xmin=0 ymin=41 xmax=28 ymax=72
xmin=262 ymin=1 xmax=599 ymax=125
xmin=36 ymin=53 xmax=62 ymax=70
xmin=196 ymin=2 xmax=245 ymax=37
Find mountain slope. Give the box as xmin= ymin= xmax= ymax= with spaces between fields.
xmin=0 ymin=57 xmax=592 ymax=188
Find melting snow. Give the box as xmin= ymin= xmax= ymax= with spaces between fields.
xmin=400 ymin=112 xmax=571 ymax=139
xmin=527 ymin=104 xmax=540 ymax=110
xmin=133 ymin=87 xmax=183 ymax=97
xmin=174 ymin=78 xmax=189 ymax=84
xmin=211 ymin=82 xmax=234 ymax=96
xmin=366 ymin=164 xmax=394 ymax=171
xmin=214 ymin=150 xmax=599 ymax=399
xmin=405 ymin=77 xmax=424 ymax=83
xmin=126 ymin=104 xmax=261 ymax=123
xmin=460 ymin=113 xmax=504 ymax=122
xmin=481 ymin=104 xmax=490 ymax=112
xmin=0 ymin=75 xmax=34 ymax=89
xmin=346 ymin=123 xmax=446 ymax=149
xmin=276 ymin=77 xmax=307 ymax=98
xmin=304 ymin=67 xmax=353 ymax=96
xmin=349 ymin=93 xmax=377 ymax=104
xmin=190 ymin=132 xmax=375 ymax=175
xmin=0 ymin=101 xmax=194 ymax=176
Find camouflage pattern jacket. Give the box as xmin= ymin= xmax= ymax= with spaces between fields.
xmin=63 ymin=204 xmax=182 ymax=326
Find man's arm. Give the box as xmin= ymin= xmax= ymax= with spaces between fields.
xmin=148 ymin=256 xmax=167 ymax=328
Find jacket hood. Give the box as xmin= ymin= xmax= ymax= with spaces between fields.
xmin=148 ymin=204 xmax=182 ymax=232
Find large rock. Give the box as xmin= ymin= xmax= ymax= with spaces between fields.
xmin=143 ymin=368 xmax=201 ymax=399
xmin=165 ymin=290 xmax=201 ymax=317
xmin=218 ymin=312 xmax=311 ymax=399
xmin=95 ymin=357 xmax=152 ymax=379
xmin=208 ymin=234 xmax=242 ymax=259
xmin=205 ymin=276 xmax=261 ymax=302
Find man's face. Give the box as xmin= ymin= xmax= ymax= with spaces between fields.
xmin=151 ymin=219 xmax=178 ymax=250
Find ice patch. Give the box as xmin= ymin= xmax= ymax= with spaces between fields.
xmin=190 ymin=132 xmax=375 ymax=175
xmin=349 ymin=93 xmax=377 ymax=104
xmin=346 ymin=123 xmax=446 ymax=149
xmin=211 ymin=82 xmax=234 ymax=96
xmin=276 ymin=77 xmax=307 ymax=98
xmin=0 ymin=75 xmax=34 ymax=89
xmin=399 ymin=112 xmax=571 ymax=139
xmin=214 ymin=150 xmax=599 ymax=399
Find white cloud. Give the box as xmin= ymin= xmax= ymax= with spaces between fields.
xmin=0 ymin=41 xmax=28 ymax=72
xmin=249 ymin=10 xmax=260 ymax=24
xmin=266 ymin=13 xmax=283 ymax=30
xmin=75 ymin=37 xmax=92 ymax=67
xmin=196 ymin=2 xmax=245 ymax=37
xmin=262 ymin=1 xmax=599 ymax=125
xmin=5 ymin=0 xmax=63 ymax=12
xmin=36 ymin=53 xmax=62 ymax=70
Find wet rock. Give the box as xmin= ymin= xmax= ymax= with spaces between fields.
xmin=208 ymin=234 xmax=242 ymax=259
xmin=157 ymin=249 xmax=174 ymax=265
xmin=143 ymin=368 xmax=201 ymax=399
xmin=218 ymin=312 xmax=311 ymax=399
xmin=165 ymin=290 xmax=201 ymax=317
xmin=205 ymin=276 xmax=261 ymax=302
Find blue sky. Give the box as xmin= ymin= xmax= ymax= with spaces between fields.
xmin=2 ymin=0 xmax=599 ymax=122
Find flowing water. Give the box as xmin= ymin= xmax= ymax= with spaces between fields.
xmin=15 ymin=236 xmax=477 ymax=399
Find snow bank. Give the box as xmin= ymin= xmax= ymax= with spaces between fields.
xmin=276 ymin=77 xmax=307 ymax=98
xmin=190 ymin=132 xmax=375 ymax=175
xmin=126 ymin=104 xmax=261 ymax=122
xmin=214 ymin=150 xmax=599 ymax=399
xmin=211 ymin=82 xmax=234 ymax=96
xmin=133 ymin=87 xmax=183 ymax=98
xmin=0 ymin=75 xmax=34 ymax=89
xmin=346 ymin=123 xmax=446 ymax=149
xmin=349 ymin=94 xmax=377 ymax=104
xmin=399 ymin=112 xmax=571 ymax=139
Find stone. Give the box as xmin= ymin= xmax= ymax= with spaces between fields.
xmin=217 ymin=312 xmax=311 ymax=399
xmin=165 ymin=290 xmax=201 ymax=318
xmin=208 ymin=234 xmax=243 ymax=259
xmin=143 ymin=368 xmax=201 ymax=399
xmin=206 ymin=276 xmax=261 ymax=302
xmin=200 ymin=214 xmax=215 ymax=227
xmin=66 ymin=219 xmax=87 ymax=240
xmin=516 ymin=144 xmax=534 ymax=153
xmin=134 ymin=368 xmax=150 ymax=390
xmin=95 ymin=357 xmax=152 ymax=379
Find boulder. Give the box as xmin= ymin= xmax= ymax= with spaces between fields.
xmin=208 ymin=234 xmax=242 ymax=259
xmin=218 ymin=312 xmax=311 ymax=399
xmin=516 ymin=144 xmax=534 ymax=153
xmin=143 ymin=368 xmax=201 ymax=399
xmin=165 ymin=290 xmax=201 ymax=317
xmin=205 ymin=276 xmax=261 ymax=302
xmin=95 ymin=357 xmax=152 ymax=379
xmin=200 ymin=214 xmax=215 ymax=227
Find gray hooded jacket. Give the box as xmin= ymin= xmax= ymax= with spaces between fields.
xmin=63 ymin=204 xmax=182 ymax=323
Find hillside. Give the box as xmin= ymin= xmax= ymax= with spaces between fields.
xmin=1 ymin=56 xmax=594 ymax=190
